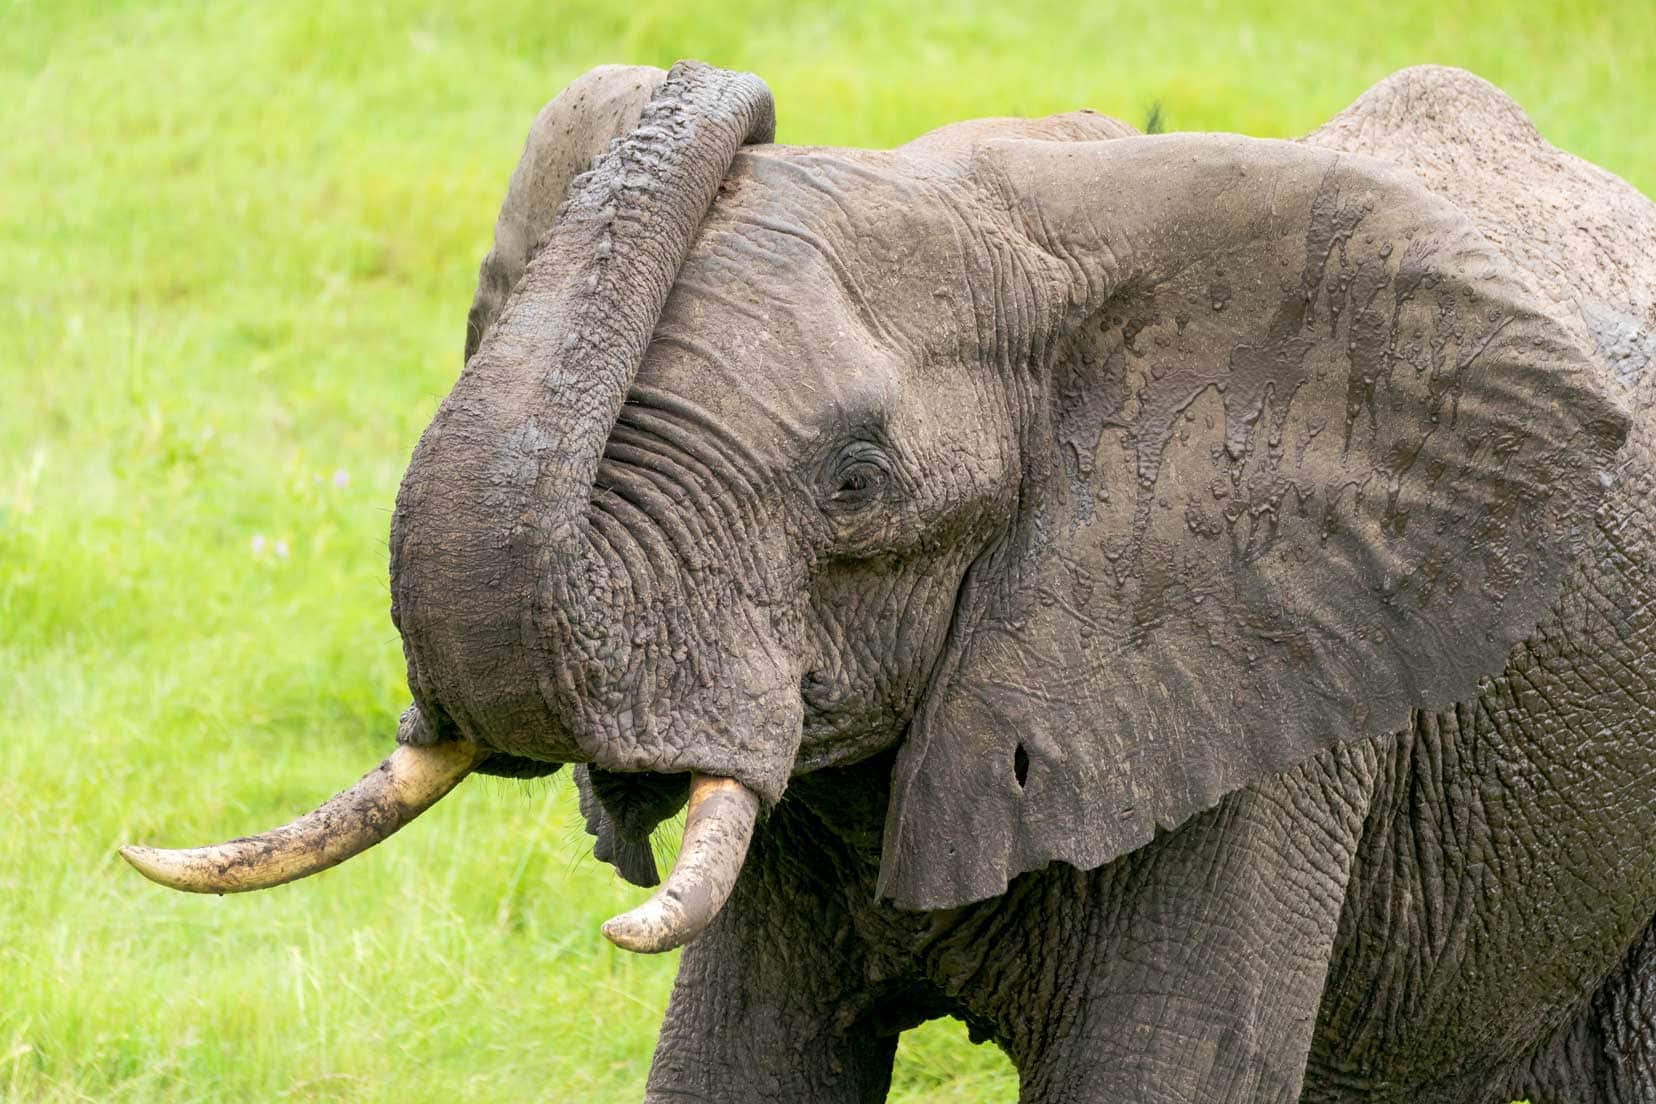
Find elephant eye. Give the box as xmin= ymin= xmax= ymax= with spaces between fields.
xmin=823 ymin=443 xmax=892 ymax=512
xmin=835 ymin=464 xmax=884 ymax=499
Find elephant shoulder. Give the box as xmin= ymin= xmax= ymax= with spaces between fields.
xmin=1307 ymin=65 xmax=1656 ymax=400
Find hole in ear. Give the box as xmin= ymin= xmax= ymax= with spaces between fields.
xmin=1013 ymin=743 xmax=1029 ymax=789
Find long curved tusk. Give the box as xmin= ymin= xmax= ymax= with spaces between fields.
xmin=601 ymin=774 xmax=759 ymax=954
xmin=120 ymin=740 xmax=488 ymax=894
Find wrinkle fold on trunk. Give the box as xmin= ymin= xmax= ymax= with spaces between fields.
xmin=388 ymin=61 xmax=776 ymax=767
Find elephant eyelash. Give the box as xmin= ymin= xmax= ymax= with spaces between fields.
xmin=822 ymin=442 xmax=894 ymax=512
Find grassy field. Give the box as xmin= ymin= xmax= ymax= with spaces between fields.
xmin=2 ymin=2 xmax=1652 ymax=1100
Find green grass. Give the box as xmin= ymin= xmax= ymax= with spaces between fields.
xmin=2 ymin=1 xmax=1651 ymax=1100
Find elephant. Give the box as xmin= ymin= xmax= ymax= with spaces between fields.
xmin=120 ymin=61 xmax=1656 ymax=1103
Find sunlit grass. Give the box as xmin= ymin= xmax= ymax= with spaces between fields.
xmin=2 ymin=1 xmax=1650 ymax=1100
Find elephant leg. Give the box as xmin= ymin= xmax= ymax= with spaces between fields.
xmin=643 ymin=795 xmax=932 ymax=1104
xmin=976 ymin=744 xmax=1379 ymax=1104
xmin=1497 ymin=913 xmax=1656 ymax=1104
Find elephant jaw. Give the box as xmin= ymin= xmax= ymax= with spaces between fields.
xmin=119 ymin=727 xmax=761 ymax=954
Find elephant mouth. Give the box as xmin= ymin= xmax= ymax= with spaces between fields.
xmin=119 ymin=709 xmax=760 ymax=955
xmin=471 ymin=750 xmax=565 ymax=780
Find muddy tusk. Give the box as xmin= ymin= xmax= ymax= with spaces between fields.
xmin=601 ymin=774 xmax=759 ymax=954
xmin=120 ymin=740 xmax=488 ymax=894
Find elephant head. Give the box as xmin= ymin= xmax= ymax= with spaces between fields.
xmin=123 ymin=62 xmax=1629 ymax=948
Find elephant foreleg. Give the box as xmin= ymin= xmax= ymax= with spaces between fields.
xmin=1498 ymin=912 xmax=1656 ymax=1104
xmin=979 ymin=745 xmax=1378 ymax=1104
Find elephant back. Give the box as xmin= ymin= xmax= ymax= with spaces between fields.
xmin=1306 ymin=65 xmax=1656 ymax=405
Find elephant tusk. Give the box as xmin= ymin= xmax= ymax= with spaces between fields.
xmin=601 ymin=774 xmax=758 ymax=954
xmin=119 ymin=739 xmax=488 ymax=894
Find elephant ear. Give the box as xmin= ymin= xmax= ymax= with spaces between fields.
xmin=463 ymin=64 xmax=667 ymax=362
xmin=879 ymin=134 xmax=1631 ymax=910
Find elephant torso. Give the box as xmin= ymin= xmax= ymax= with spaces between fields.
xmin=1301 ymin=65 xmax=1656 ymax=1099
xmin=1310 ymin=423 xmax=1656 ymax=1100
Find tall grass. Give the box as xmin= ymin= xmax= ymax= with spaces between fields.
xmin=2 ymin=2 xmax=1651 ymax=1099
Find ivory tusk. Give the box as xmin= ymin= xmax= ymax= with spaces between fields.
xmin=120 ymin=740 xmax=488 ymax=894
xmin=601 ymin=774 xmax=759 ymax=954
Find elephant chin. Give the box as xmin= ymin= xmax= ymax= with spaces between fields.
xmin=119 ymin=737 xmax=759 ymax=954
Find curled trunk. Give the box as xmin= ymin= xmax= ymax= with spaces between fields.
xmin=389 ymin=61 xmax=776 ymax=767
xmin=122 ymin=64 xmax=782 ymax=957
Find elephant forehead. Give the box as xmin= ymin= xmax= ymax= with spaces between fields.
xmin=639 ymin=263 xmax=901 ymax=460
xmin=688 ymin=148 xmax=984 ymax=348
xmin=635 ymin=147 xmax=979 ymax=455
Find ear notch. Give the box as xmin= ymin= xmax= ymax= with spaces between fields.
xmin=879 ymin=134 xmax=1631 ymax=910
xmin=464 ymin=64 xmax=667 ymax=362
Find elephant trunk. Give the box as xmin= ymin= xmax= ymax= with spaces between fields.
xmin=121 ymin=64 xmax=778 ymax=953
xmin=388 ymin=61 xmax=775 ymax=765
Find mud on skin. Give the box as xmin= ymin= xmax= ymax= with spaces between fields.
xmin=124 ymin=61 xmax=1656 ymax=1103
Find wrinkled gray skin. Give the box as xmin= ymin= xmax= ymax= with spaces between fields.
xmin=393 ymin=62 xmax=1656 ymax=1102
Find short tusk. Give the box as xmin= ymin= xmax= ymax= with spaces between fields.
xmin=601 ymin=774 xmax=758 ymax=954
xmin=120 ymin=739 xmax=488 ymax=894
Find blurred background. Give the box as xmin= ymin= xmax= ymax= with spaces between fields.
xmin=2 ymin=2 xmax=1652 ymax=1100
